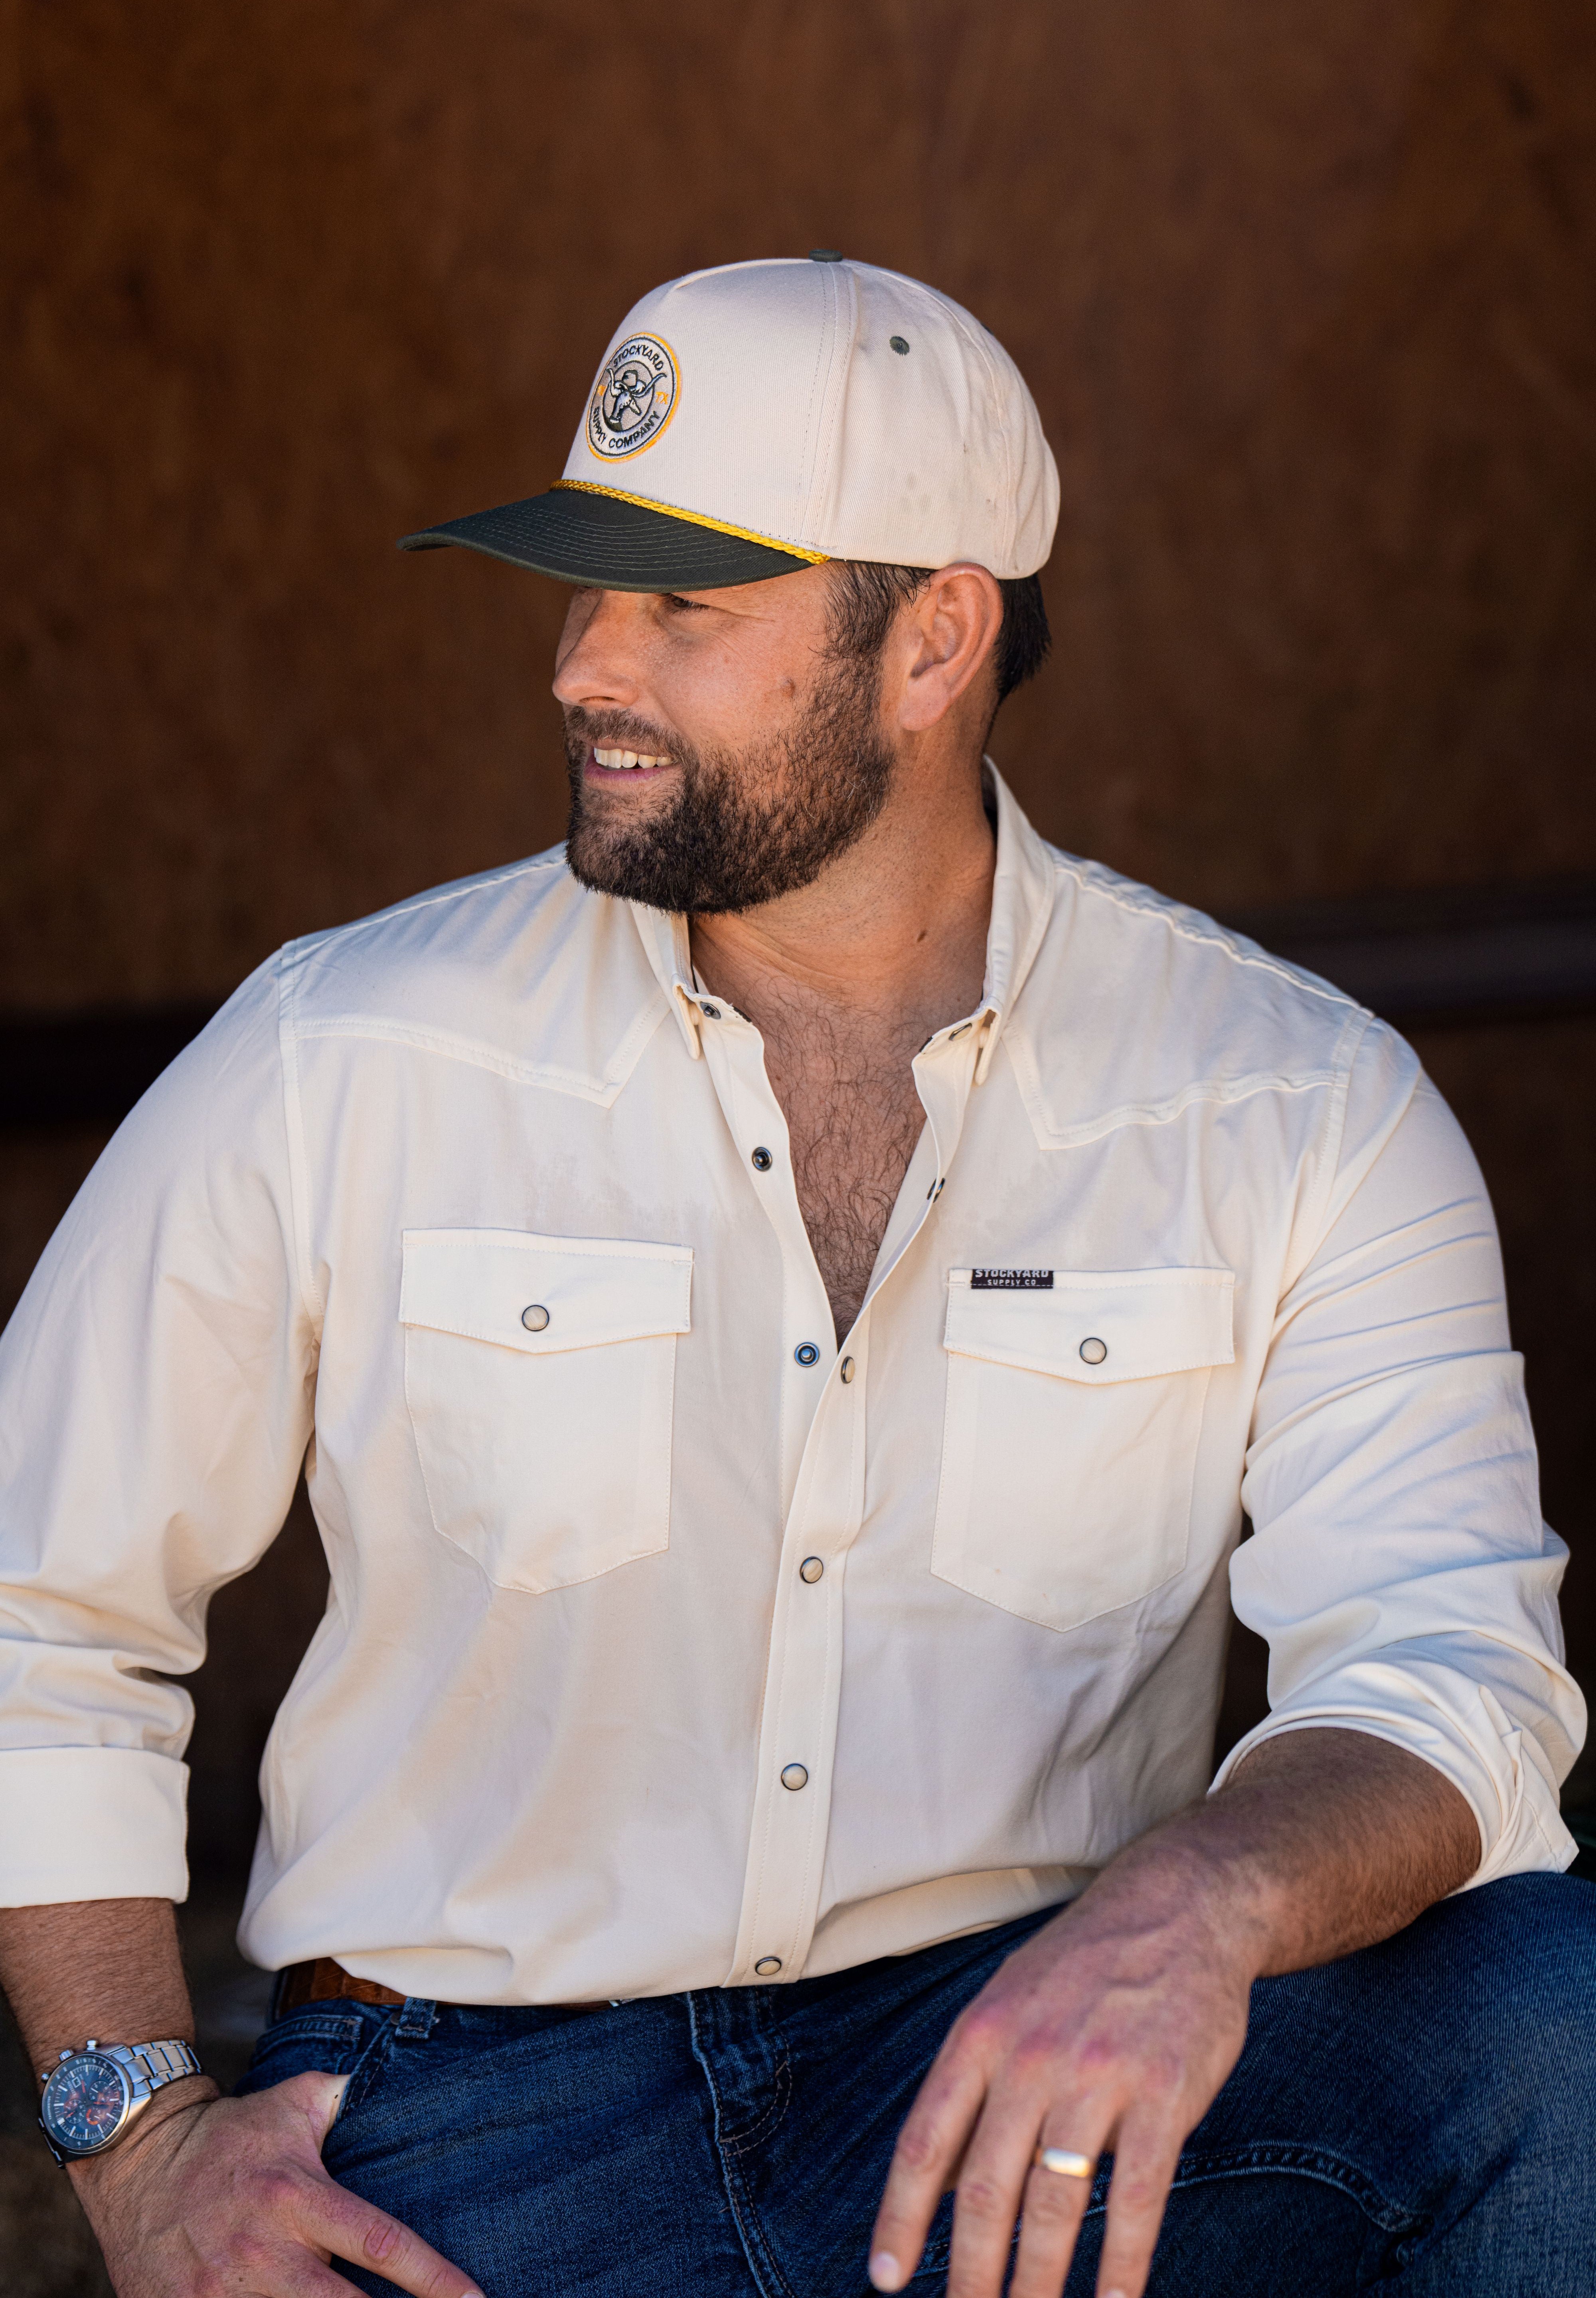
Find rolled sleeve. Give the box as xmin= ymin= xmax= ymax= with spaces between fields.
xmin=0 ymin=956 xmax=318 ymax=1907
xmin=1218 ymin=1023 xmax=1585 ymax=1882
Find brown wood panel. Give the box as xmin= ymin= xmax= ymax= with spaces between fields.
xmin=3 ymin=0 xmax=1594 ymax=1012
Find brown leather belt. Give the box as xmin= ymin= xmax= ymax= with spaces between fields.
xmin=275 ymin=1957 xmax=612 ymax=2018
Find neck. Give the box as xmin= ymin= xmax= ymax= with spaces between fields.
xmin=688 ymin=748 xmax=997 ymax=1050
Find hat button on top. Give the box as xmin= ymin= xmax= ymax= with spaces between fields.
xmin=521 ymin=1304 xmax=550 ymax=1333
xmin=808 ymin=247 xmax=843 ymax=262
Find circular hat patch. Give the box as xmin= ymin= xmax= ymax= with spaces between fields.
xmin=587 ymin=334 xmax=679 ymax=459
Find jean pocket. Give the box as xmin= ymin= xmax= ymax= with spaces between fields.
xmin=237 ymin=2008 xmax=371 ymax=2095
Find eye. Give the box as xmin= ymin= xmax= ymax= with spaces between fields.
xmin=660 ymin=591 xmax=710 ymax=614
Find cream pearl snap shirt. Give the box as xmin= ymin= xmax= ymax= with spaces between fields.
xmin=0 ymin=772 xmax=1582 ymax=2000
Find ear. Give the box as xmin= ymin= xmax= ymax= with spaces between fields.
xmin=891 ymin=565 xmax=1004 ymax=735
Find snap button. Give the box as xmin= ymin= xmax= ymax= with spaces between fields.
xmin=794 ymin=1342 xmax=821 ymax=1367
xmin=700 ymin=1003 xmax=721 ymax=1021
xmin=780 ymin=1763 xmax=809 ymax=1791
xmin=1079 ymin=1336 xmax=1108 ymax=1365
xmin=839 ymin=1356 xmax=855 ymax=1384
xmin=754 ymin=1956 xmax=783 ymax=1976
xmin=799 ymin=1556 xmax=824 ymax=1584
xmin=890 ymin=334 xmax=910 ymax=354
xmin=521 ymin=1305 xmax=550 ymax=1333
xmin=751 ymin=1147 xmax=773 ymax=1171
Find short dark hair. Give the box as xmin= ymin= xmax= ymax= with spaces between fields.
xmin=823 ymin=561 xmax=1050 ymax=706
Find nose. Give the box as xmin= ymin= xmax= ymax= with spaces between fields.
xmin=553 ymin=589 xmax=653 ymax=711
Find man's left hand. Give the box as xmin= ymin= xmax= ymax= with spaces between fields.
xmin=865 ymin=1848 xmax=1252 ymax=2298
xmin=867 ymin=1727 xmax=1480 ymax=2298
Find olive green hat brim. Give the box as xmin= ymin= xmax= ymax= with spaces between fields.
xmin=398 ymin=485 xmax=816 ymax=592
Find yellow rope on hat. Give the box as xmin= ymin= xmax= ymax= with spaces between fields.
xmin=550 ymin=480 xmax=828 ymax=565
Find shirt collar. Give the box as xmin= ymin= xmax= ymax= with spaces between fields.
xmin=626 ymin=756 xmax=1056 ymax=1072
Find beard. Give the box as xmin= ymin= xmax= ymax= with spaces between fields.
xmin=563 ymin=651 xmax=896 ymax=915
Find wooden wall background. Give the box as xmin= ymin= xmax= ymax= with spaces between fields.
xmin=2 ymin=0 xmax=1594 ymax=1896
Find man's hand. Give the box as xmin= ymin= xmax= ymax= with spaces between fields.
xmin=0 ymin=1896 xmax=480 ymax=2298
xmin=71 ymin=2073 xmax=483 ymax=2298
xmin=868 ymin=1726 xmax=1481 ymax=2298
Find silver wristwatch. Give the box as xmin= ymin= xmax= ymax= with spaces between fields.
xmin=38 ymin=2037 xmax=205 ymax=2164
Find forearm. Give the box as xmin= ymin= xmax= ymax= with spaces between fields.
xmin=0 ymin=1897 xmax=206 ymax=2085
xmin=1098 ymin=1724 xmax=1481 ymax=1978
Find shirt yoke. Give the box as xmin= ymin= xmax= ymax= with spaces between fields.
xmin=1006 ymin=847 xmax=1387 ymax=1155
xmin=276 ymin=847 xmax=670 ymax=1111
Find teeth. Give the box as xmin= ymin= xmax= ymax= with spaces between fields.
xmin=594 ymin=746 xmax=671 ymax=770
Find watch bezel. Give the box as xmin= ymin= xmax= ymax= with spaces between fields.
xmin=40 ymin=2048 xmax=134 ymax=2158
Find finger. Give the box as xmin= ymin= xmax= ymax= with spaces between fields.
xmin=869 ymin=2050 xmax=990 ymax=2291
xmin=943 ymin=2095 xmax=1059 ymax=2298
xmin=265 ymin=2067 xmax=357 ymax=2158
xmin=298 ymin=2182 xmax=484 ymax=2298
xmin=1093 ymin=2113 xmax=1182 ymax=2298
xmin=271 ymin=2255 xmax=400 ymax=2298
xmin=1008 ymin=2130 xmax=1104 ymax=2298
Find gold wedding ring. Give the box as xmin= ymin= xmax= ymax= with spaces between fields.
xmin=1033 ymin=2144 xmax=1095 ymax=2180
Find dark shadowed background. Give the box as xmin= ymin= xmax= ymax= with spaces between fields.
xmin=2 ymin=3 xmax=1594 ymax=2283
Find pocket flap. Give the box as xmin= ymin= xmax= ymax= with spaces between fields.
xmin=401 ymin=1229 xmax=692 ymax=1354
xmin=943 ymin=1267 xmax=1233 ymax=1382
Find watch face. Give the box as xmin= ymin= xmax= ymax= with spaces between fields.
xmin=42 ymin=2052 xmax=131 ymax=2153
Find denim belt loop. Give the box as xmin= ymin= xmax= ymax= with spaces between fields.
xmin=396 ymin=1996 xmax=438 ymax=2039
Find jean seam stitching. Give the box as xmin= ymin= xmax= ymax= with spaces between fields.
xmin=717 ymin=2144 xmax=802 ymax=2298
xmin=718 ymin=2042 xmax=793 ymax=2157
xmin=1165 ymin=2144 xmax=1427 ymax=2237
xmin=332 ymin=2009 xmax=402 ymax=2123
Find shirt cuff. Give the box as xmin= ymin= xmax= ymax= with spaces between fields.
xmin=0 ymin=1748 xmax=190 ymax=1906
xmin=1209 ymin=1658 xmax=1578 ymax=1887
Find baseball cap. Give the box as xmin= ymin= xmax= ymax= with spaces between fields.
xmin=399 ymin=253 xmax=1059 ymax=590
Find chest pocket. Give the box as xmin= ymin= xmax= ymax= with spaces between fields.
xmin=400 ymin=1229 xmax=692 ymax=1595
xmin=931 ymin=1267 xmax=1233 ymax=1635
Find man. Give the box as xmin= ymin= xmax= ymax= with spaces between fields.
xmin=0 ymin=254 xmax=1589 ymax=2298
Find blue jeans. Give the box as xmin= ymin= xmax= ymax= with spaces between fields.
xmin=240 ymin=1874 xmax=1596 ymax=2294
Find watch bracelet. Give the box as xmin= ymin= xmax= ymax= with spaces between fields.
xmin=40 ymin=2037 xmax=205 ymax=2165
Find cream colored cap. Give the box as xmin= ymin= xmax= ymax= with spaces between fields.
xmin=401 ymin=253 xmax=1059 ymax=590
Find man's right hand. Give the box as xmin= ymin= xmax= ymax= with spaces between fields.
xmin=70 ymin=2073 xmax=483 ymax=2298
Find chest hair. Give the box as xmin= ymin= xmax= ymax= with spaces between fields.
xmin=765 ymin=1019 xmax=929 ymax=1342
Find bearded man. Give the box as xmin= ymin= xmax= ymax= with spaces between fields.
xmin=0 ymin=256 xmax=1590 ymax=2298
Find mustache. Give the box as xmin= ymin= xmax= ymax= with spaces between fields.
xmin=563 ymin=705 xmax=685 ymax=763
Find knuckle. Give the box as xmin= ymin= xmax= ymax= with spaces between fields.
xmin=954 ymin=2000 xmax=1010 ymax=2054
xmin=231 ymin=2228 xmax=276 ymax=2274
xmin=954 ymin=2171 xmax=1009 ymax=2225
xmin=1007 ymin=2031 xmax=1062 ymax=2082
xmin=250 ymin=2161 xmax=306 ymax=2214
xmin=360 ymin=2213 xmax=406 ymax=2266
xmin=893 ymin=2123 xmax=944 ymax=2177
xmin=1137 ymin=2048 xmax=1185 ymax=2100
xmin=1024 ymin=2169 xmax=1082 ymax=2220
xmin=1110 ymin=2170 xmax=1163 ymax=2215
xmin=1076 ymin=2030 xmax=1120 ymax=2075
